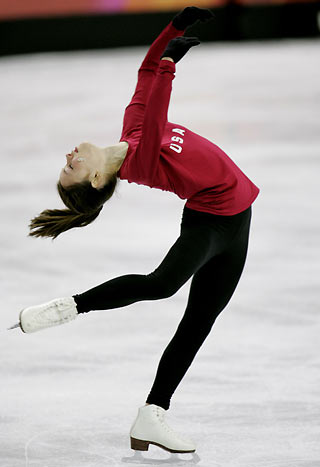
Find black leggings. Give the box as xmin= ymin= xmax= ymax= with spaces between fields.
xmin=73 ymin=205 xmax=252 ymax=410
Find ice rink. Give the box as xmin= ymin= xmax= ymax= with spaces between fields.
xmin=1 ymin=35 xmax=320 ymax=466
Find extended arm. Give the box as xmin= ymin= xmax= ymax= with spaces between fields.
xmin=126 ymin=37 xmax=201 ymax=184
xmin=120 ymin=7 xmax=214 ymax=139
xmin=120 ymin=22 xmax=184 ymax=139
xmin=129 ymin=59 xmax=176 ymax=184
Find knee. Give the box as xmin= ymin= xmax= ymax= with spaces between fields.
xmin=145 ymin=272 xmax=178 ymax=299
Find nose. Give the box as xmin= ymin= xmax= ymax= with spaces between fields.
xmin=66 ymin=147 xmax=77 ymax=158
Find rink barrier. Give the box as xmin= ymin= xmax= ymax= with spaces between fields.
xmin=0 ymin=3 xmax=319 ymax=56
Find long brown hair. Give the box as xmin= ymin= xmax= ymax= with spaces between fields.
xmin=28 ymin=173 xmax=118 ymax=240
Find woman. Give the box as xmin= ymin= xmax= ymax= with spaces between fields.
xmin=18 ymin=7 xmax=260 ymax=455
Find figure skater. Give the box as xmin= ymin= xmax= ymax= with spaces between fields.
xmin=17 ymin=7 xmax=260 ymax=454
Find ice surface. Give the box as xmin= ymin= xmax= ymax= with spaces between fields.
xmin=1 ymin=38 xmax=320 ymax=466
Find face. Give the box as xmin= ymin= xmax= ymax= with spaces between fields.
xmin=59 ymin=142 xmax=97 ymax=188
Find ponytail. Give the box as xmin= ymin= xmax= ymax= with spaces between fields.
xmin=28 ymin=173 xmax=118 ymax=240
xmin=28 ymin=207 xmax=102 ymax=240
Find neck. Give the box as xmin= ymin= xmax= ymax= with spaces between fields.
xmin=102 ymin=142 xmax=128 ymax=175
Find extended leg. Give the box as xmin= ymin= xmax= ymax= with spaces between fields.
xmin=73 ymin=224 xmax=218 ymax=314
xmin=18 ymin=208 xmax=246 ymax=334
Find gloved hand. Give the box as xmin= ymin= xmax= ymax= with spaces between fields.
xmin=172 ymin=6 xmax=214 ymax=31
xmin=160 ymin=37 xmax=200 ymax=63
xmin=161 ymin=36 xmax=200 ymax=63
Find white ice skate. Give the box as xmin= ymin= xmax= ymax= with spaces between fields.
xmin=130 ymin=404 xmax=196 ymax=454
xmin=19 ymin=297 xmax=78 ymax=333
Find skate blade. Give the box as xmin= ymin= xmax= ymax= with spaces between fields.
xmin=7 ymin=322 xmax=21 ymax=331
xmin=121 ymin=450 xmax=201 ymax=464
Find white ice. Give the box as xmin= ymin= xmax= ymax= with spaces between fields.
xmin=0 ymin=37 xmax=320 ymax=467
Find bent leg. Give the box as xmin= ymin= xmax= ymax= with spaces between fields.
xmin=146 ymin=210 xmax=252 ymax=410
xmin=73 ymin=224 xmax=218 ymax=314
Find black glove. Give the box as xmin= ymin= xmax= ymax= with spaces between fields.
xmin=172 ymin=6 xmax=214 ymax=31
xmin=160 ymin=37 xmax=200 ymax=63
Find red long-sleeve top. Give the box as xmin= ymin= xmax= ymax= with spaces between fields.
xmin=118 ymin=22 xmax=260 ymax=216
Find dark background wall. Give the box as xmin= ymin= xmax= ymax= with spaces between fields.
xmin=0 ymin=0 xmax=319 ymax=56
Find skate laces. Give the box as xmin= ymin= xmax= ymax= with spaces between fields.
xmin=154 ymin=406 xmax=189 ymax=441
xmin=56 ymin=298 xmax=77 ymax=320
xmin=56 ymin=297 xmax=75 ymax=310
xmin=38 ymin=298 xmax=75 ymax=322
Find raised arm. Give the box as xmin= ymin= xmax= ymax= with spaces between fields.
xmin=129 ymin=58 xmax=176 ymax=184
xmin=120 ymin=7 xmax=214 ymax=139
xmin=120 ymin=22 xmax=184 ymax=139
xmin=126 ymin=38 xmax=201 ymax=185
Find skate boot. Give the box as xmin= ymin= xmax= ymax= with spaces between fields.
xmin=19 ymin=297 xmax=78 ymax=333
xmin=130 ymin=404 xmax=196 ymax=454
